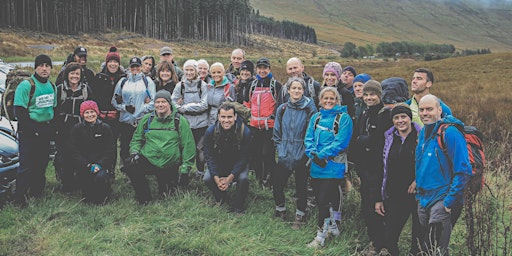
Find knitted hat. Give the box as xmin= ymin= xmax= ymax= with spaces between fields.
xmin=381 ymin=77 xmax=409 ymax=104
xmin=240 ymin=60 xmax=255 ymax=75
xmin=363 ymin=80 xmax=382 ymax=96
xmin=34 ymin=54 xmax=52 ymax=68
xmin=323 ymin=62 xmax=343 ymax=80
xmin=353 ymin=73 xmax=372 ymax=84
xmin=342 ymin=66 xmax=357 ymax=77
xmin=105 ymin=46 xmax=121 ymax=63
xmin=80 ymin=100 xmax=100 ymax=117
xmin=155 ymin=90 xmax=172 ymax=104
xmin=391 ymin=103 xmax=412 ymax=120
xmin=183 ymin=59 xmax=198 ymax=73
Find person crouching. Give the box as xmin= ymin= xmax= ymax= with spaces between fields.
xmin=69 ymin=100 xmax=116 ymax=204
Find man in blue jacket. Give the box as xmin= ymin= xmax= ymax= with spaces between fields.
xmin=203 ymin=102 xmax=251 ymax=214
xmin=415 ymin=95 xmax=471 ymax=255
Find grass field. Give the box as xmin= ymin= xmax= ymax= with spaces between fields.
xmin=1 ymin=30 xmax=511 ymax=255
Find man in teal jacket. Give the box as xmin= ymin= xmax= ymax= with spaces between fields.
xmin=123 ymin=90 xmax=195 ymax=205
xmin=415 ymin=95 xmax=471 ymax=255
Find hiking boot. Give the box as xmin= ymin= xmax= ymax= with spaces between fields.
xmin=292 ymin=214 xmax=306 ymax=230
xmin=327 ymin=223 xmax=340 ymax=237
xmin=378 ymin=248 xmax=391 ymax=256
xmin=229 ymin=207 xmax=245 ymax=214
xmin=307 ymin=230 xmax=326 ymax=248
xmin=273 ymin=210 xmax=287 ymax=221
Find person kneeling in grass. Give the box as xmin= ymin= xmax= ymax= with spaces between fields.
xmin=203 ymin=102 xmax=251 ymax=214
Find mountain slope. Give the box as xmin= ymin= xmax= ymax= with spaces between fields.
xmin=250 ymin=0 xmax=512 ymax=52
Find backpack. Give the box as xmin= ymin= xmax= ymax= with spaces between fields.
xmin=59 ymin=83 xmax=88 ymax=105
xmin=2 ymin=69 xmax=33 ymax=121
xmin=1 ymin=69 xmax=56 ymax=121
xmin=249 ymin=78 xmax=277 ymax=129
xmin=143 ymin=112 xmax=182 ymax=135
xmin=213 ymin=120 xmax=245 ymax=152
xmin=180 ymin=81 xmax=203 ymax=99
xmin=313 ymin=112 xmax=344 ymax=135
xmin=120 ymin=76 xmax=151 ymax=100
xmin=436 ymin=124 xmax=485 ymax=194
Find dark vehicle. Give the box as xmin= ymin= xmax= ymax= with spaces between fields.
xmin=0 ymin=116 xmax=18 ymax=208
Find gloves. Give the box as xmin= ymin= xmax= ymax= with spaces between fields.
xmin=115 ymin=94 xmax=123 ymax=104
xmin=88 ymin=163 xmax=102 ymax=174
xmin=178 ymin=173 xmax=190 ymax=187
xmin=125 ymin=105 xmax=136 ymax=114
xmin=311 ymin=152 xmax=327 ymax=168
xmin=124 ymin=153 xmax=140 ymax=168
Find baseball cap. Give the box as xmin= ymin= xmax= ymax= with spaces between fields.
xmin=129 ymin=57 xmax=142 ymax=67
xmin=256 ymin=57 xmax=271 ymax=67
xmin=74 ymin=46 xmax=87 ymax=57
xmin=160 ymin=47 xmax=173 ymax=56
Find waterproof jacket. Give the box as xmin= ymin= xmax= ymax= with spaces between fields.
xmin=171 ymin=78 xmax=208 ymax=129
xmin=203 ymin=121 xmax=251 ymax=177
xmin=69 ymin=119 xmax=116 ymax=170
xmin=111 ymin=73 xmax=156 ymax=126
xmin=406 ymin=96 xmax=452 ymax=127
xmin=379 ymin=122 xmax=422 ymax=201
xmin=273 ymin=96 xmax=317 ymax=170
xmin=304 ymin=105 xmax=352 ymax=179
xmin=155 ymin=78 xmax=177 ymax=94
xmin=206 ymin=76 xmax=237 ymax=126
xmin=129 ymin=104 xmax=195 ymax=172
xmin=415 ymin=115 xmax=471 ymax=209
xmin=92 ymin=68 xmax=126 ymax=112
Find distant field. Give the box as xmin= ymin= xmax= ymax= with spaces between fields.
xmin=250 ymin=0 xmax=512 ymax=52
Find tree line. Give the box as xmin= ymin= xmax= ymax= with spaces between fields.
xmin=0 ymin=0 xmax=317 ymax=45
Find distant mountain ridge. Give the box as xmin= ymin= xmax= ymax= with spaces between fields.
xmin=250 ymin=0 xmax=512 ymax=52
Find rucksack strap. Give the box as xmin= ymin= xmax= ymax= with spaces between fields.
xmin=121 ymin=77 xmax=151 ymax=100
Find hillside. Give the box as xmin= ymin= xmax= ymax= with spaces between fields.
xmin=250 ymin=0 xmax=512 ymax=52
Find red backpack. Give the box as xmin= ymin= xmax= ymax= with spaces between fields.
xmin=437 ymin=124 xmax=485 ymax=194
xmin=248 ymin=78 xmax=277 ymax=130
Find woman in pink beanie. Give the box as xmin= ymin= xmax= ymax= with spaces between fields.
xmin=68 ymin=100 xmax=116 ymax=204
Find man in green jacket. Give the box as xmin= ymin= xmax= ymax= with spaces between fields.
xmin=123 ymin=90 xmax=195 ymax=205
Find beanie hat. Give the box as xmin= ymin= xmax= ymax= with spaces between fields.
xmin=105 ymin=46 xmax=121 ymax=63
xmin=80 ymin=100 xmax=100 ymax=117
xmin=381 ymin=77 xmax=409 ymax=104
xmin=391 ymin=103 xmax=412 ymax=120
xmin=155 ymin=90 xmax=172 ymax=104
xmin=323 ymin=62 xmax=343 ymax=80
xmin=183 ymin=59 xmax=198 ymax=73
xmin=34 ymin=54 xmax=52 ymax=68
xmin=342 ymin=66 xmax=357 ymax=77
xmin=363 ymin=80 xmax=382 ymax=97
xmin=353 ymin=73 xmax=372 ymax=84
xmin=240 ymin=60 xmax=255 ymax=75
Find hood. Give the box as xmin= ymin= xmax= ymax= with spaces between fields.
xmin=287 ymin=96 xmax=311 ymax=110
xmin=320 ymin=104 xmax=346 ymax=117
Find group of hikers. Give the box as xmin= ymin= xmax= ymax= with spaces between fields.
xmin=10 ymin=45 xmax=473 ymax=255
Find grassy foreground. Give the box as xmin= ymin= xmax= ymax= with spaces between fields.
xmin=0 ymin=163 xmax=474 ymax=255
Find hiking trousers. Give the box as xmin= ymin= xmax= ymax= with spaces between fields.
xmin=311 ymin=178 xmax=343 ymax=229
xmin=383 ymin=193 xmax=421 ymax=255
xmin=250 ymin=128 xmax=275 ymax=185
xmin=418 ymin=200 xmax=452 ymax=256
xmin=272 ymin=163 xmax=308 ymax=214
xmin=15 ymin=122 xmax=53 ymax=205
xmin=203 ymin=166 xmax=249 ymax=210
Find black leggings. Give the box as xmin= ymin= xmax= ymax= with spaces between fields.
xmin=311 ymin=178 xmax=343 ymax=228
